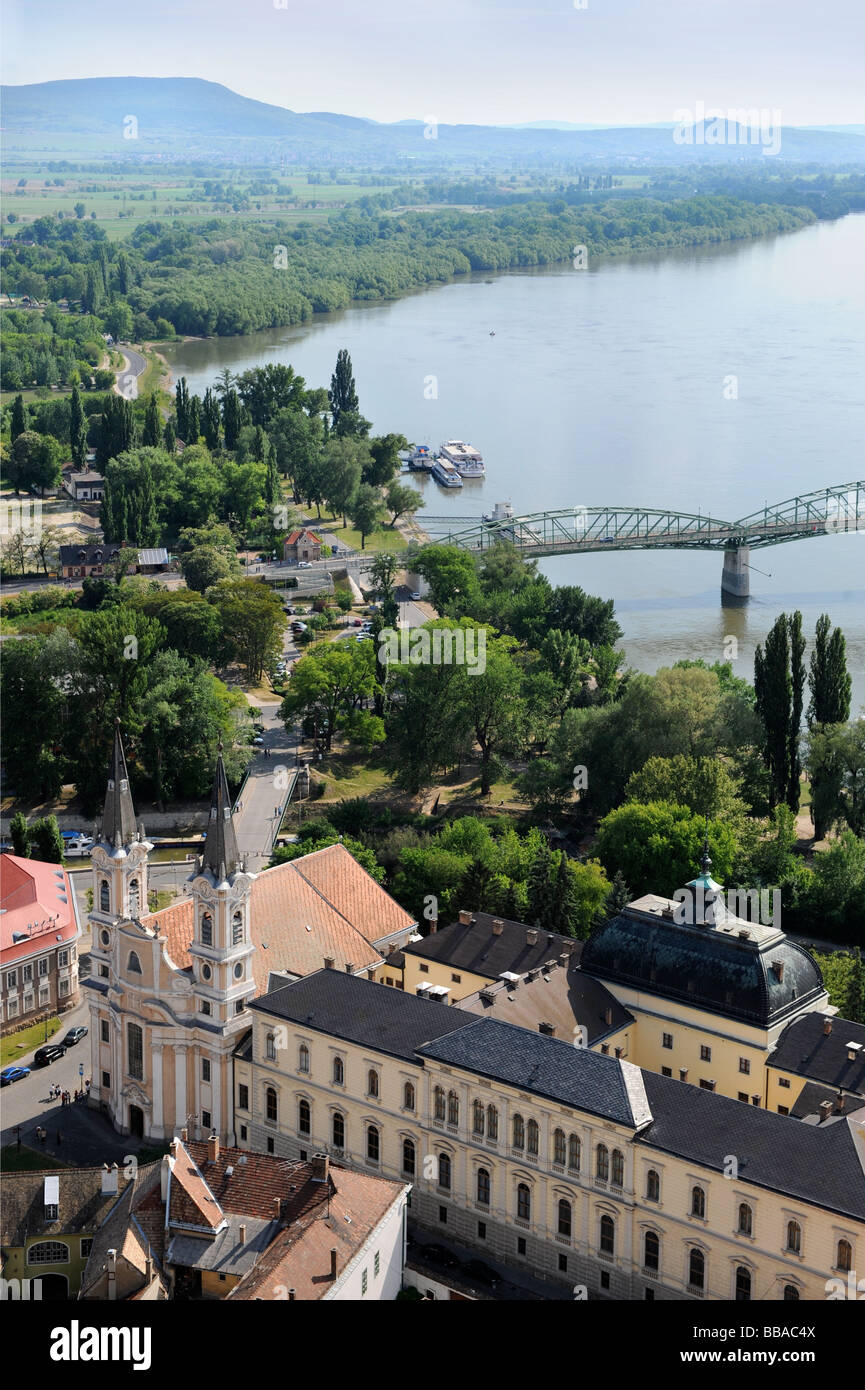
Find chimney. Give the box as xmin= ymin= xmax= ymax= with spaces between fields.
xmin=274 ymin=1197 xmax=282 ymax=1219
xmin=169 ymin=1136 xmax=180 ymax=1157
xmin=160 ymin=1153 xmax=175 ymax=1202
xmin=107 ymin=1249 xmax=117 ymax=1300
xmin=101 ymin=1162 xmax=119 ymax=1196
xmin=459 ymin=909 xmax=472 ymax=926
xmin=834 ymin=1094 xmax=846 ymax=1114
xmin=823 ymin=1017 xmax=833 ymax=1036
xmin=604 ymin=1007 xmax=613 ymax=1026
xmin=181 ymin=1127 xmax=188 ymax=1143
xmin=428 ymin=917 xmax=438 ymax=934
xmin=323 ymin=956 xmax=335 ymax=970
xmin=771 ymin=960 xmax=784 ymax=982
xmin=311 ymin=1152 xmax=330 ymax=1183
xmin=819 ymin=1100 xmax=833 ymax=1123
xmin=330 ymin=1247 xmax=338 ymax=1280
xmin=207 ymin=1131 xmax=219 ymax=1163
xmin=239 ymin=1224 xmax=247 ymax=1245
xmin=538 ymin=1021 xmax=555 ymax=1036
xmin=366 ymin=968 xmax=376 ymax=980
xmin=344 ymin=961 xmax=354 ymax=973
xmin=846 ymin=1042 xmax=863 ymax=1061
xmin=526 ymin=969 xmax=536 ymax=983
xmin=557 ymin=953 xmax=568 ymax=967
xmin=145 ymin=1255 xmax=153 ymax=1283
xmin=288 ymin=1288 xmax=296 ymax=1301
xmin=561 ymin=940 xmax=574 ymax=957
xmin=491 ymin=919 xmax=504 ymax=936
xmin=526 ymin=928 xmax=538 ymax=946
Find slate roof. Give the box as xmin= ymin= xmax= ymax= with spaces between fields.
xmin=459 ymin=956 xmax=632 ymax=1045
xmin=767 ymin=1013 xmax=865 ymax=1096
xmin=201 ymin=751 xmax=239 ymax=881
xmin=250 ymin=968 xmax=478 ymax=1061
xmin=58 ymin=544 xmax=122 ymax=566
xmin=404 ymin=912 xmax=579 ymax=979
xmin=417 ymin=1017 xmax=651 ymax=1128
xmin=637 ymin=1069 xmax=865 ymax=1222
xmin=166 ymin=1216 xmax=276 ymax=1276
xmin=100 ymin=723 xmax=138 ymax=850
xmin=789 ymin=1080 xmax=865 ymax=1121
xmin=580 ymin=904 xmax=825 ymax=1027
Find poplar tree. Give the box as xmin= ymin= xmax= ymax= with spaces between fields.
xmin=10 ymin=393 xmax=26 ymax=442
xmin=69 ymin=383 xmax=85 ymax=466
xmin=754 ymin=611 xmax=806 ymax=811
xmin=142 ymin=392 xmax=161 ymax=448
xmin=329 ymin=348 xmax=359 ymax=435
xmin=175 ymin=377 xmax=190 ymax=440
xmin=808 ymin=614 xmax=852 ymax=726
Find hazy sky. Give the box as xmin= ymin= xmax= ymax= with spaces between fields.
xmin=2 ymin=0 xmax=862 ymax=126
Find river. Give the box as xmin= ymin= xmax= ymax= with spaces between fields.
xmin=164 ymin=213 xmax=865 ymax=709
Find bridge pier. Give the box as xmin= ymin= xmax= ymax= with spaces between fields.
xmin=721 ymin=545 xmax=750 ymax=602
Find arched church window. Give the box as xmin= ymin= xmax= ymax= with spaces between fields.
xmin=127 ymin=951 xmax=142 ymax=975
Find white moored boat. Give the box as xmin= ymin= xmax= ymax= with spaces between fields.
xmin=431 ymin=457 xmax=464 ymax=488
xmin=439 ymin=439 xmax=485 ymax=478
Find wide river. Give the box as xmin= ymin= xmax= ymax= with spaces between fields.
xmin=165 ymin=213 xmax=865 ymax=708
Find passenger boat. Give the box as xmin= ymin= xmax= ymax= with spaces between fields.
xmin=439 ymin=439 xmax=485 ymax=478
xmin=406 ymin=444 xmax=435 ymax=471
xmin=431 ymin=457 xmax=464 ymax=488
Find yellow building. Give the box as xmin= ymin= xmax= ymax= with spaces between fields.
xmin=236 ymin=969 xmax=865 ymax=1301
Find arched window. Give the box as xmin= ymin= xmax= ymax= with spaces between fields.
xmin=403 ymin=1081 xmax=415 ymax=1111
xmin=368 ymin=1069 xmax=379 ymax=1098
xmin=473 ymin=1100 xmax=485 ymax=1135
xmin=738 ymin=1203 xmax=753 ymax=1236
xmin=232 ymin=911 xmax=243 ymax=946
xmin=100 ymin=880 xmax=110 ymax=913
xmin=527 ymin=1118 xmax=539 ymax=1156
xmin=735 ymin=1266 xmax=752 ymax=1301
xmin=333 ymin=1056 xmax=344 ymax=1085
xmin=553 ymin=1128 xmax=566 ymax=1166
xmin=447 ymin=1090 xmax=459 ymax=1126
xmin=366 ymin=1125 xmax=380 ymax=1162
xmin=200 ymin=913 xmax=213 ymax=947
xmin=691 ymin=1186 xmax=706 ymax=1219
xmin=517 ymin=1183 xmax=531 ymax=1221
xmin=127 ymin=1023 xmax=143 ymax=1080
xmin=783 ymin=1284 xmax=800 ymax=1301
xmin=128 ymin=879 xmax=140 ymax=914
xmin=512 ymin=1114 xmax=525 ymax=1149
xmin=486 ymin=1104 xmax=498 ymax=1141
xmin=596 ymin=1144 xmax=609 ymax=1182
xmin=332 ymin=1112 xmax=345 ymax=1149
xmin=402 ymin=1138 xmax=416 ymax=1176
xmin=688 ymin=1248 xmax=705 ymax=1290
xmin=298 ymin=1099 xmax=310 ymax=1136
xmin=646 ymin=1169 xmax=660 ymax=1202
xmin=477 ymin=1167 xmax=490 ymax=1206
xmin=644 ymin=1230 xmax=660 ymax=1272
xmin=786 ymin=1220 xmax=801 ymax=1254
xmin=127 ymin=951 xmax=142 ymax=975
xmin=266 ymin=1033 xmax=276 ymax=1061
xmin=558 ymin=1198 xmax=572 ymax=1238
xmin=611 ymin=1149 xmax=624 ymax=1187
xmin=837 ymin=1239 xmax=853 ymax=1272
xmin=568 ymin=1134 xmax=580 ymax=1172
xmin=298 ymin=1043 xmax=310 ymax=1074
xmin=434 ymin=1086 xmax=446 ymax=1122
xmin=27 ymin=1242 xmax=70 ymax=1265
xmin=438 ymin=1153 xmax=451 ymax=1190
xmin=266 ymin=1087 xmax=278 ymax=1123
xmin=599 ymin=1214 xmax=615 ymax=1255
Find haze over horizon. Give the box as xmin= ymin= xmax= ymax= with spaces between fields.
xmin=3 ymin=0 xmax=863 ymax=128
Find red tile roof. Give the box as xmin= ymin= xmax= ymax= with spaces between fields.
xmin=228 ymin=1163 xmax=405 ymax=1300
xmin=0 ymin=855 xmax=79 ymax=964
xmin=284 ymin=529 xmax=322 ymax=545
xmin=140 ymin=845 xmax=412 ymax=993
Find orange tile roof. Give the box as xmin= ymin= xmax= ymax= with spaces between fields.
xmin=167 ymin=1145 xmax=224 ymax=1232
xmin=140 ymin=845 xmax=411 ymax=993
xmin=285 ymin=529 xmax=322 ymax=545
xmin=0 ymin=855 xmax=79 ymax=962
xmin=228 ymin=1164 xmax=405 ymax=1300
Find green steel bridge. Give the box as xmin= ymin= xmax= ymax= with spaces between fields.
xmin=420 ymin=480 xmax=865 ymax=599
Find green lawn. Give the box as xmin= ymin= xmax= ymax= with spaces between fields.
xmin=1 ymin=1016 xmax=62 ymax=1067
xmin=320 ymin=520 xmax=408 ymax=554
xmin=0 ymin=1144 xmax=69 ymax=1173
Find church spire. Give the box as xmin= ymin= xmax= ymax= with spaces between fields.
xmin=202 ymin=744 xmax=239 ymax=881
xmin=101 ymin=719 xmax=137 ymax=848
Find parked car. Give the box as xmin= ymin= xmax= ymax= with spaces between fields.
xmin=252 ymin=735 xmax=265 ymax=746
xmin=33 ymin=1044 xmax=66 ymax=1067
xmin=283 ymin=604 xmax=295 ymax=615
xmin=297 ymin=560 xmax=312 ymax=569
xmin=351 ymin=618 xmax=362 ymax=627
xmin=0 ymin=1065 xmax=31 ymax=1086
xmin=356 ymin=633 xmax=373 ymax=643
xmin=59 ymin=1026 xmax=88 ymax=1048
xmin=410 ymin=591 xmax=421 ymax=601
xmin=291 ymin=622 xmax=308 ymax=634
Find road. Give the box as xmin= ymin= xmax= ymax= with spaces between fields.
xmin=114 ymin=345 xmax=147 ymax=400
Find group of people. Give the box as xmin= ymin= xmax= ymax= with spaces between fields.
xmin=48 ymin=1080 xmax=90 ymax=1104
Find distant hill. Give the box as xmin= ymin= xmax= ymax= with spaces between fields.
xmin=3 ymin=77 xmax=864 ymax=165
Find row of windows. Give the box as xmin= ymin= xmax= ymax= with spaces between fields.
xmin=660 ymin=1033 xmax=751 ymax=1075
xmin=27 ymin=1239 xmax=91 ymax=1265
xmin=5 ymin=958 xmax=54 ymax=990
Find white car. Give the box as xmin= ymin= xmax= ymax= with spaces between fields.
xmin=297 ymin=561 xmax=312 ymax=569
xmin=410 ymin=591 xmax=421 ymax=601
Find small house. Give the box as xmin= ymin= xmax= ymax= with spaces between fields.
xmin=283 ymin=528 xmax=322 ymax=563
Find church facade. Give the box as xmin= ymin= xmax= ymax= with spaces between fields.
xmin=84 ymin=727 xmax=416 ymax=1145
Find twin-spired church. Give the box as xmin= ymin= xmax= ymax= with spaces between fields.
xmin=85 ymin=727 xmax=416 ymax=1144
